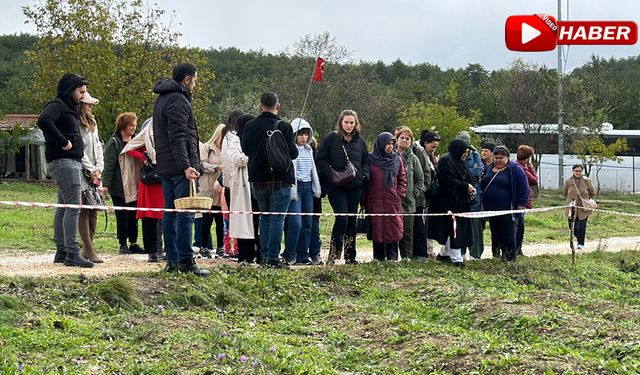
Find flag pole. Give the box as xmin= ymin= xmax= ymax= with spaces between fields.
xmin=299 ymin=56 xmax=318 ymax=119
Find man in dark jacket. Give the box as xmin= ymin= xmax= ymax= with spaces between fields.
xmin=241 ymin=92 xmax=298 ymax=268
xmin=37 ymin=73 xmax=93 ymax=268
xmin=153 ymin=63 xmax=209 ymax=276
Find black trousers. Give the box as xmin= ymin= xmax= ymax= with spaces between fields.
xmin=201 ymin=206 xmax=224 ymax=250
xmin=413 ymin=206 xmax=427 ymax=257
xmin=226 ymin=188 xmax=261 ymax=263
xmin=489 ymin=214 xmax=517 ymax=262
xmin=327 ymin=186 xmax=362 ymax=262
xmin=568 ymin=218 xmax=588 ymax=246
xmin=111 ymin=195 xmax=138 ymax=246
xmin=141 ymin=218 xmax=158 ymax=254
xmin=373 ymin=242 xmax=398 ymax=261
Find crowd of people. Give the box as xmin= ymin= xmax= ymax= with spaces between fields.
xmin=36 ymin=63 xmax=598 ymax=274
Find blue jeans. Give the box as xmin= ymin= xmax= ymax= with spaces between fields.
xmin=47 ymin=159 xmax=83 ymax=254
xmin=309 ymin=197 xmax=322 ymax=258
xmin=252 ymin=183 xmax=291 ymax=261
xmin=162 ymin=175 xmax=194 ymax=263
xmin=284 ymin=181 xmax=313 ymax=262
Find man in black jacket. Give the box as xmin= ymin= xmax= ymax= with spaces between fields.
xmin=153 ymin=63 xmax=209 ymax=276
xmin=37 ymin=73 xmax=93 ymax=268
xmin=241 ymin=92 xmax=298 ymax=268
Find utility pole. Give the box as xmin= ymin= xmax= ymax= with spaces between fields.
xmin=557 ymin=0 xmax=565 ymax=188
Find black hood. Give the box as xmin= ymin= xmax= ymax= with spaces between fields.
xmin=153 ymin=78 xmax=192 ymax=101
xmin=448 ymin=139 xmax=470 ymax=160
xmin=56 ymin=73 xmax=88 ymax=109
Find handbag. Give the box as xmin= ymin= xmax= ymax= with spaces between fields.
xmin=140 ymin=155 xmax=162 ymax=185
xmin=330 ymin=144 xmax=357 ymax=187
xmin=82 ymin=183 xmax=105 ymax=207
xmin=572 ymin=179 xmax=597 ymax=211
xmin=355 ymin=207 xmax=372 ymax=240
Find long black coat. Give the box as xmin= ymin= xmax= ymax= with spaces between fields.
xmin=152 ymin=78 xmax=201 ymax=177
xmin=428 ymin=139 xmax=474 ymax=249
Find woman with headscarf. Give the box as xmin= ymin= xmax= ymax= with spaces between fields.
xmin=365 ymin=132 xmax=407 ymax=261
xmin=427 ymin=139 xmax=476 ymax=268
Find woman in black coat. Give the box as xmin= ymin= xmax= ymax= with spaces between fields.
xmin=316 ymin=110 xmax=369 ymax=264
xmin=427 ymin=139 xmax=475 ymax=268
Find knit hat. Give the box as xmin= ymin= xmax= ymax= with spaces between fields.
xmin=480 ymin=142 xmax=496 ymax=152
xmin=516 ymin=145 xmax=534 ymax=160
xmin=456 ymin=131 xmax=472 ymax=144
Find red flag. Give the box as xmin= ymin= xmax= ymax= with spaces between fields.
xmin=313 ymin=57 xmax=325 ymax=82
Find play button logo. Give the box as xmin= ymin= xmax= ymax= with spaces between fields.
xmin=521 ymin=22 xmax=542 ymax=44
xmin=506 ymin=15 xmax=559 ymax=51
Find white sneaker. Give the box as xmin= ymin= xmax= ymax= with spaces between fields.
xmin=576 ymin=244 xmax=584 ymax=250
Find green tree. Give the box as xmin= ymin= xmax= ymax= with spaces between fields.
xmin=499 ymin=59 xmax=558 ymax=169
xmin=22 ymin=0 xmax=214 ymax=138
xmin=398 ymin=81 xmax=481 ymax=152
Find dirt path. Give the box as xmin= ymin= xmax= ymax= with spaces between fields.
xmin=1 ymin=236 xmax=639 ymax=278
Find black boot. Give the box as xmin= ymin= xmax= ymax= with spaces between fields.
xmin=148 ymin=253 xmax=158 ymax=263
xmin=53 ymin=250 xmax=67 ymax=264
xmin=179 ymin=257 xmax=210 ymax=277
xmin=64 ymin=252 xmax=94 ymax=268
xmin=164 ymin=262 xmax=180 ymax=273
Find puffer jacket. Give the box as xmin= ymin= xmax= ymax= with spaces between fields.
xmin=152 ymin=78 xmax=201 ymax=177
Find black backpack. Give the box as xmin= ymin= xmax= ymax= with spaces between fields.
xmin=265 ymin=120 xmax=293 ymax=174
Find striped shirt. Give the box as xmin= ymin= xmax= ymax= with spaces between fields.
xmin=295 ymin=145 xmax=313 ymax=182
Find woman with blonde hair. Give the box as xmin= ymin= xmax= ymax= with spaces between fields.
xmin=317 ymin=109 xmax=370 ymax=264
xmin=198 ymin=123 xmax=225 ymax=258
xmin=77 ymin=92 xmax=104 ymax=263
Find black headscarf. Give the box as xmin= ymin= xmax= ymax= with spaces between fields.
xmin=443 ymin=139 xmax=473 ymax=184
xmin=369 ymin=132 xmax=401 ymax=188
xmin=56 ymin=73 xmax=88 ymax=111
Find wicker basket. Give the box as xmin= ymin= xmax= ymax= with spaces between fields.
xmin=174 ymin=180 xmax=213 ymax=210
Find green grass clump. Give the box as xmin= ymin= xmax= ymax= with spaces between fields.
xmin=90 ymin=276 xmax=140 ymax=309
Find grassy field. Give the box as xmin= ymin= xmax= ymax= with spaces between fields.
xmin=0 ymin=181 xmax=639 ymax=253
xmin=0 ymin=251 xmax=639 ymax=373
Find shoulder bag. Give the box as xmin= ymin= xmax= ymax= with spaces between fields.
xmin=329 ymin=143 xmax=357 ymax=187
xmin=572 ymin=179 xmax=597 ymax=211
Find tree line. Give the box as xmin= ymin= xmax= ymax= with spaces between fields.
xmin=0 ymin=0 xmax=638 ymax=158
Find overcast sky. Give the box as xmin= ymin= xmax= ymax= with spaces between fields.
xmin=1 ymin=0 xmax=638 ymax=71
